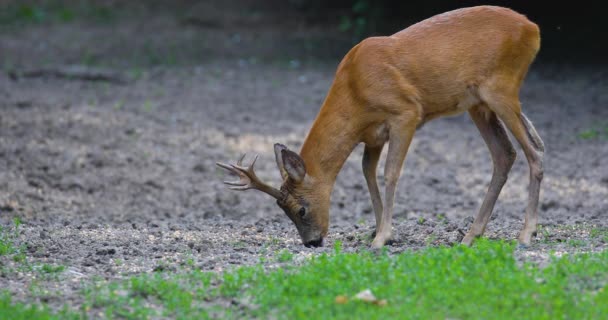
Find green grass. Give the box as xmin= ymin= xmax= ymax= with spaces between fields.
xmin=590 ymin=227 xmax=608 ymax=243
xmin=568 ymin=239 xmax=587 ymax=247
xmin=0 ymin=293 xmax=78 ymax=320
xmin=228 ymin=240 xmax=607 ymax=319
xmin=276 ymin=249 xmax=294 ymax=262
xmin=142 ymin=100 xmax=154 ymax=112
xmin=83 ymin=272 xmax=216 ymax=319
xmin=39 ymin=264 xmax=66 ymax=274
xmin=578 ymin=124 xmax=608 ymax=140
xmin=0 ymin=226 xmax=15 ymax=256
xmin=537 ymin=224 xmax=607 ymax=246
xmin=1 ymin=219 xmax=66 ymax=280
xmin=0 ymin=218 xmax=22 ymax=256
xmin=1 ymin=239 xmax=607 ymax=319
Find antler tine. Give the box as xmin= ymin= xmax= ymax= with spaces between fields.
xmin=216 ymin=154 xmax=284 ymax=200
xmin=237 ymin=153 xmax=246 ymax=166
xmin=248 ymin=154 xmax=259 ymax=173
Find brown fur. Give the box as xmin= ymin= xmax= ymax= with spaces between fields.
xmin=221 ymin=6 xmax=544 ymax=248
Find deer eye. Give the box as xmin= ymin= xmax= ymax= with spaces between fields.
xmin=298 ymin=207 xmax=306 ymax=217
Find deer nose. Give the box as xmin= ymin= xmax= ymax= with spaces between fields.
xmin=304 ymin=238 xmax=324 ymax=248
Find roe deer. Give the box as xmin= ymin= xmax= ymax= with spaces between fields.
xmin=217 ymin=6 xmax=544 ymax=248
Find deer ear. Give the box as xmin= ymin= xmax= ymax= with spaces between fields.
xmin=281 ymin=149 xmax=306 ymax=183
xmin=274 ymin=143 xmax=288 ymax=180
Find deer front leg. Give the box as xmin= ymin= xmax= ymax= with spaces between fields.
xmin=371 ymin=121 xmax=416 ymax=249
xmin=462 ymin=106 xmax=516 ymax=246
xmin=362 ymin=145 xmax=384 ymax=236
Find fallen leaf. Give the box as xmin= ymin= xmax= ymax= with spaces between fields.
xmin=335 ymin=295 xmax=348 ymax=304
xmin=374 ymin=299 xmax=388 ymax=307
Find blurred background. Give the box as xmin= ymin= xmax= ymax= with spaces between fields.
xmin=1 ymin=0 xmax=606 ymax=68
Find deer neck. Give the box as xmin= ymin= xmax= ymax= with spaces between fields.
xmin=299 ymin=91 xmax=360 ymax=188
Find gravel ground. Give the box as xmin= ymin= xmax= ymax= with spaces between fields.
xmin=1 ymin=1 xmax=607 ymax=310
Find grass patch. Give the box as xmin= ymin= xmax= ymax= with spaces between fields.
xmin=568 ymin=239 xmax=587 ymax=247
xmin=0 ymin=228 xmax=15 ymax=256
xmin=0 ymin=218 xmax=22 ymax=256
xmin=0 ymin=293 xmax=79 ymax=320
xmin=578 ymin=123 xmax=608 ymax=140
xmin=538 ymin=224 xmax=606 ymax=246
xmin=82 ymin=271 xmax=218 ymax=319
xmin=276 ymin=249 xmax=294 ymax=262
xmin=39 ymin=264 xmax=66 ymax=274
xmin=226 ymin=240 xmax=607 ymax=319
xmin=1 ymin=240 xmax=607 ymax=319
xmin=591 ymin=227 xmax=608 ymax=243
xmin=1 ymin=219 xmax=66 ymax=278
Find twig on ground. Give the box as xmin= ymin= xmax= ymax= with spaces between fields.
xmin=8 ymin=65 xmax=129 ymax=84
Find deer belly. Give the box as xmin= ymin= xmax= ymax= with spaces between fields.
xmin=362 ymin=122 xmax=389 ymax=147
xmin=422 ymin=86 xmax=481 ymax=122
xmin=455 ymin=87 xmax=482 ymax=111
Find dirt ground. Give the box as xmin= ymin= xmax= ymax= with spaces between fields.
xmin=1 ymin=1 xmax=607 ymax=310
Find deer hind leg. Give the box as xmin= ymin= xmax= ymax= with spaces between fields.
xmin=362 ymin=145 xmax=384 ymax=235
xmin=516 ymin=112 xmax=545 ymax=245
xmin=371 ymin=118 xmax=417 ymax=249
xmin=462 ymin=105 xmax=516 ymax=246
xmin=484 ymin=93 xmax=545 ymax=246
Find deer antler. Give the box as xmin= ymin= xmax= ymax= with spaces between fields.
xmin=216 ymin=154 xmax=284 ymax=200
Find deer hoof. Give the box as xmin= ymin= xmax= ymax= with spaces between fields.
xmin=461 ymin=234 xmax=476 ymax=246
xmin=370 ymin=232 xmax=392 ymax=249
xmin=370 ymin=240 xmax=384 ymax=250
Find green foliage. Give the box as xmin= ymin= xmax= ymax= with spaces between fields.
xmin=0 ymin=227 xmax=14 ymax=256
xmin=39 ymin=264 xmax=65 ymax=274
xmin=590 ymin=227 xmax=608 ymax=243
xmin=0 ymin=218 xmax=21 ymax=256
xmin=578 ymin=123 xmax=608 ymax=139
xmin=226 ymin=240 xmax=607 ymax=319
xmin=1 ymin=219 xmax=70 ymax=281
xmin=1 ymin=240 xmax=607 ymax=319
xmin=276 ymin=249 xmax=294 ymax=262
xmin=0 ymin=2 xmax=115 ymax=27
xmin=142 ymin=100 xmax=154 ymax=112
xmin=338 ymin=0 xmax=384 ymax=42
xmin=80 ymin=270 xmax=216 ymax=319
xmin=0 ymin=219 xmax=29 ymax=278
xmin=579 ymin=129 xmax=599 ymax=139
xmin=0 ymin=293 xmax=79 ymax=320
xmin=567 ymin=239 xmax=587 ymax=247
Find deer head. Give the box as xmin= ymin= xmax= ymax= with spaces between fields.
xmin=216 ymin=144 xmax=329 ymax=247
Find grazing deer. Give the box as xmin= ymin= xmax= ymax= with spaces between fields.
xmin=217 ymin=6 xmax=544 ymax=248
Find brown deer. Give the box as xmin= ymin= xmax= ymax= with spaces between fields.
xmin=217 ymin=6 xmax=544 ymax=248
